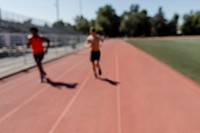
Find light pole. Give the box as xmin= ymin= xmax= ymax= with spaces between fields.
xmin=0 ymin=8 xmax=2 ymax=25
xmin=55 ymin=0 xmax=60 ymax=20
xmin=0 ymin=8 xmax=1 ymax=21
xmin=79 ymin=0 xmax=82 ymax=16
xmin=0 ymin=7 xmax=2 ymax=32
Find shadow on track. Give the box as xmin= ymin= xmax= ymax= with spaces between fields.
xmin=45 ymin=78 xmax=78 ymax=89
xmin=98 ymin=77 xmax=120 ymax=86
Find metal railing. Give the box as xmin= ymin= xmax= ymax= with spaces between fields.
xmin=0 ymin=33 xmax=87 ymax=78
xmin=0 ymin=9 xmax=51 ymax=26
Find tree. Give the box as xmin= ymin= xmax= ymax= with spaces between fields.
xmin=167 ymin=14 xmax=179 ymax=35
xmin=151 ymin=7 xmax=168 ymax=36
xmin=44 ymin=23 xmax=49 ymax=28
xmin=23 ymin=19 xmax=32 ymax=25
xmin=89 ymin=19 xmax=96 ymax=27
xmin=52 ymin=20 xmax=65 ymax=29
xmin=130 ymin=4 xmax=140 ymax=13
xmin=182 ymin=11 xmax=200 ymax=35
xmin=192 ymin=12 xmax=200 ymax=34
xmin=74 ymin=16 xmax=90 ymax=34
xmin=119 ymin=6 xmax=151 ymax=37
xmin=65 ymin=23 xmax=75 ymax=31
xmin=95 ymin=5 xmax=120 ymax=37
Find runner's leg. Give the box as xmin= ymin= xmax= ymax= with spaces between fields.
xmin=92 ymin=62 xmax=97 ymax=78
xmin=96 ymin=61 xmax=102 ymax=75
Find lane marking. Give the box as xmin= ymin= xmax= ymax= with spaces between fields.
xmin=0 ymin=49 xmax=87 ymax=88
xmin=48 ymin=71 xmax=91 ymax=133
xmin=0 ymin=55 xmax=81 ymax=95
xmin=115 ymin=43 xmax=122 ymax=133
xmin=0 ymin=59 xmax=86 ymax=124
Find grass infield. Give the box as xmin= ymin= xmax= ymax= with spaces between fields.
xmin=128 ymin=38 xmax=200 ymax=84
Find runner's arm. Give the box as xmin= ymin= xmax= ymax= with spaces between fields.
xmin=99 ymin=35 xmax=104 ymax=47
xmin=41 ymin=37 xmax=50 ymax=53
xmin=85 ymin=39 xmax=91 ymax=48
xmin=26 ymin=39 xmax=31 ymax=48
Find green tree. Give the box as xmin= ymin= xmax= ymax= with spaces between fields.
xmin=74 ymin=16 xmax=90 ymax=34
xmin=182 ymin=11 xmax=200 ymax=35
xmin=120 ymin=5 xmax=151 ymax=37
xmin=182 ymin=13 xmax=193 ymax=35
xmin=44 ymin=23 xmax=49 ymax=28
xmin=52 ymin=20 xmax=65 ymax=29
xmin=23 ymin=19 xmax=32 ymax=25
xmin=65 ymin=23 xmax=75 ymax=31
xmin=192 ymin=12 xmax=200 ymax=34
xmin=89 ymin=19 xmax=96 ymax=27
xmin=130 ymin=4 xmax=140 ymax=13
xmin=167 ymin=14 xmax=179 ymax=35
xmin=151 ymin=7 xmax=168 ymax=36
xmin=95 ymin=5 xmax=120 ymax=37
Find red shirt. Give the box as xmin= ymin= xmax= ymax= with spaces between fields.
xmin=28 ymin=35 xmax=44 ymax=54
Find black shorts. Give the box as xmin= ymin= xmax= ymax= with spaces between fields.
xmin=34 ymin=52 xmax=44 ymax=64
xmin=90 ymin=51 xmax=100 ymax=62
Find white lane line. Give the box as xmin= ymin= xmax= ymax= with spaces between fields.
xmin=115 ymin=43 xmax=122 ymax=133
xmin=0 ymin=59 xmax=85 ymax=124
xmin=0 ymin=50 xmax=84 ymax=89
xmin=0 ymin=57 xmax=64 ymax=88
xmin=0 ymin=56 xmax=78 ymax=95
xmin=48 ymin=71 xmax=91 ymax=133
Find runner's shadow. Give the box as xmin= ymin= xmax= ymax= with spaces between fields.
xmin=22 ymin=69 xmax=29 ymax=73
xmin=98 ymin=77 xmax=120 ymax=86
xmin=46 ymin=78 xmax=78 ymax=89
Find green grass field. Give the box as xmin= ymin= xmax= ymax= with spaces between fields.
xmin=128 ymin=38 xmax=200 ymax=84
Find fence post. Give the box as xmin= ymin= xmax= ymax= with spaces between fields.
xmin=0 ymin=8 xmax=2 ymax=31
xmin=55 ymin=35 xmax=59 ymax=55
xmin=22 ymin=34 xmax=27 ymax=65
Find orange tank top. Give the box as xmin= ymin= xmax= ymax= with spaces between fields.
xmin=29 ymin=36 xmax=44 ymax=54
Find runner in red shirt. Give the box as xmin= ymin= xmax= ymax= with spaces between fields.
xmin=27 ymin=27 xmax=50 ymax=82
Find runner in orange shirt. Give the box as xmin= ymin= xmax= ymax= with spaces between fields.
xmin=27 ymin=27 xmax=50 ymax=82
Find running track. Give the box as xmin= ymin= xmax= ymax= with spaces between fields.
xmin=0 ymin=39 xmax=200 ymax=133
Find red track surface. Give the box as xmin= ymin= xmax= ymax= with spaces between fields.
xmin=0 ymin=39 xmax=200 ymax=133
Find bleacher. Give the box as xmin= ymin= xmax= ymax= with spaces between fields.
xmin=0 ymin=19 xmax=80 ymax=35
xmin=0 ymin=9 xmax=86 ymax=59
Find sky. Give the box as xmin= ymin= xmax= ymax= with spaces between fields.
xmin=0 ymin=0 xmax=200 ymax=24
